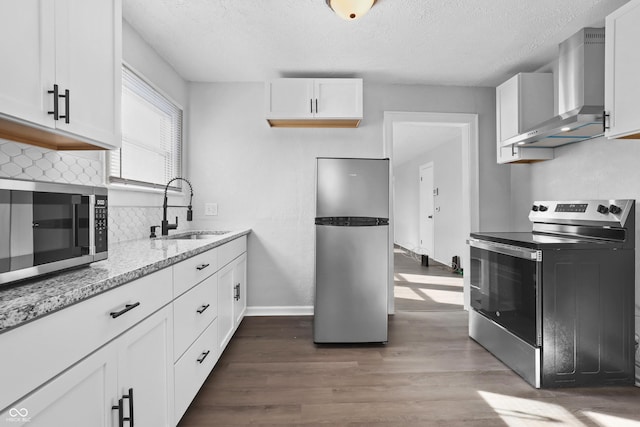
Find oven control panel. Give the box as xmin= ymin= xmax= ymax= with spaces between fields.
xmin=529 ymin=199 xmax=634 ymax=226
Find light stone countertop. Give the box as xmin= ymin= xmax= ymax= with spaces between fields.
xmin=0 ymin=229 xmax=251 ymax=334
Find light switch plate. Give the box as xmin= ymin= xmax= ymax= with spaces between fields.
xmin=205 ymin=203 xmax=218 ymax=216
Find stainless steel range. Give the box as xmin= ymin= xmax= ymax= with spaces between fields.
xmin=468 ymin=200 xmax=635 ymax=388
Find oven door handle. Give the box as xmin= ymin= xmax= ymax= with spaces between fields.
xmin=467 ymin=238 xmax=542 ymax=262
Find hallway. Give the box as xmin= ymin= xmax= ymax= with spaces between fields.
xmin=393 ymin=246 xmax=464 ymax=312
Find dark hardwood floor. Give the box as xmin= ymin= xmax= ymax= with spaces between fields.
xmin=178 ymin=250 xmax=640 ymax=426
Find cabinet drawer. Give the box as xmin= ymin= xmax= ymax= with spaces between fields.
xmin=173 ymin=247 xmax=218 ymax=297
xmin=173 ymin=273 xmax=218 ymax=361
xmin=218 ymin=236 xmax=246 ymax=268
xmin=0 ymin=267 xmax=172 ymax=412
xmin=174 ymin=318 xmax=218 ymax=424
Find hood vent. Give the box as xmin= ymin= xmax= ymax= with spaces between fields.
xmin=503 ymin=28 xmax=605 ymax=148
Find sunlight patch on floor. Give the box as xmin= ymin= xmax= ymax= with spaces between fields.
xmin=394 ymin=272 xmax=463 ymax=287
xmin=582 ymin=411 xmax=640 ymax=427
xmin=394 ymin=284 xmax=462 ymax=304
xmin=477 ymin=390 xmax=586 ymax=426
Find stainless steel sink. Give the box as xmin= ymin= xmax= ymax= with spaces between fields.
xmin=163 ymin=231 xmax=230 ymax=240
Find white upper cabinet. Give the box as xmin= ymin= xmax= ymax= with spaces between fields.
xmin=266 ymin=79 xmax=315 ymax=119
xmin=0 ymin=0 xmax=121 ymax=150
xmin=496 ymin=73 xmax=555 ymax=164
xmin=0 ymin=1 xmax=54 ymax=128
xmin=265 ymin=78 xmax=363 ymax=127
xmin=604 ymin=0 xmax=640 ymax=139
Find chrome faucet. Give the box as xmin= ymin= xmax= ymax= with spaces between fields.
xmin=161 ymin=177 xmax=194 ymax=236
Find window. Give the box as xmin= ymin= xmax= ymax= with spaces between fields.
xmin=109 ymin=65 xmax=183 ymax=190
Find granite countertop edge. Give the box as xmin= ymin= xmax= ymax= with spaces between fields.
xmin=0 ymin=229 xmax=251 ymax=334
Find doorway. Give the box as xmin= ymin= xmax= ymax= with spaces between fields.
xmin=383 ymin=111 xmax=479 ymax=314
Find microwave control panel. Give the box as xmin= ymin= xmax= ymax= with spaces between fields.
xmin=94 ymin=195 xmax=108 ymax=253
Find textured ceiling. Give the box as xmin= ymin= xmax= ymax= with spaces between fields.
xmin=123 ymin=0 xmax=629 ymax=87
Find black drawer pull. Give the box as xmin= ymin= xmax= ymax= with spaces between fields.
xmin=110 ymin=302 xmax=141 ymax=319
xmin=196 ymin=263 xmax=210 ymax=271
xmin=196 ymin=304 xmax=210 ymax=314
xmin=197 ymin=350 xmax=210 ymax=364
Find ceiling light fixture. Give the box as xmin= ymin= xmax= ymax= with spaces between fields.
xmin=326 ymin=0 xmax=376 ymax=20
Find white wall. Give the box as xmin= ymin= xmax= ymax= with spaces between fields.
xmin=394 ymin=136 xmax=465 ymax=266
xmin=187 ymin=82 xmax=506 ymax=311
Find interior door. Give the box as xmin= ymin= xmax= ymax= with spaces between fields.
xmin=419 ymin=162 xmax=434 ymax=257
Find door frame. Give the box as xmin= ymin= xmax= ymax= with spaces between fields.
xmin=419 ymin=162 xmax=435 ymax=258
xmin=383 ymin=111 xmax=479 ymax=314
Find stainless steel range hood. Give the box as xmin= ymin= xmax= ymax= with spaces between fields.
xmin=503 ymin=28 xmax=605 ymax=148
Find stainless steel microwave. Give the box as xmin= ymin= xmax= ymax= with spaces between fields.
xmin=0 ymin=178 xmax=107 ymax=286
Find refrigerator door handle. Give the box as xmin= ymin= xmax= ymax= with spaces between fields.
xmin=315 ymin=217 xmax=389 ymax=226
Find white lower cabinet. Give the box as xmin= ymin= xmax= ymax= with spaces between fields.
xmin=217 ymin=261 xmax=235 ymax=353
xmin=217 ymin=237 xmax=248 ymax=353
xmin=174 ymin=319 xmax=218 ymax=423
xmin=0 ymin=234 xmax=248 ymax=427
xmin=116 ymin=305 xmax=174 ymax=427
xmin=1 ymin=342 xmax=117 ymax=426
xmin=233 ymin=253 xmax=247 ymax=328
xmin=1 ymin=305 xmax=173 ymax=427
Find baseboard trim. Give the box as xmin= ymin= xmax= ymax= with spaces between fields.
xmin=246 ymin=306 xmax=314 ymax=316
xmin=394 ymin=243 xmax=449 ymax=267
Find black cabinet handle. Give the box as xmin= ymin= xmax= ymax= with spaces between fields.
xmin=125 ymin=388 xmax=134 ymax=427
xmin=603 ymin=110 xmax=610 ymax=131
xmin=112 ymin=398 xmax=123 ymax=427
xmin=315 ymin=98 xmax=318 ymax=114
xmin=111 ymin=388 xmax=134 ymax=427
xmin=110 ymin=302 xmax=141 ymax=319
xmin=196 ymin=263 xmax=210 ymax=271
xmin=197 ymin=350 xmax=210 ymax=364
xmin=310 ymin=98 xmax=313 ymax=114
xmin=48 ymin=84 xmax=59 ymax=120
xmin=196 ymin=304 xmax=210 ymax=314
xmin=234 ymin=283 xmax=240 ymax=301
xmin=59 ymin=89 xmax=70 ymax=123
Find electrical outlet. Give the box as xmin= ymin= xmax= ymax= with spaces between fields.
xmin=205 ymin=203 xmax=218 ymax=216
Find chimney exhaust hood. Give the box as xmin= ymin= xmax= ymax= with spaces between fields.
xmin=502 ymin=28 xmax=606 ymax=149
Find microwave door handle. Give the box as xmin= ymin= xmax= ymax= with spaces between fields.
xmin=72 ymin=202 xmax=78 ymax=249
xmin=71 ymin=195 xmax=84 ymax=251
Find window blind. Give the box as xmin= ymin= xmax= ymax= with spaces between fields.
xmin=109 ymin=65 xmax=183 ymax=191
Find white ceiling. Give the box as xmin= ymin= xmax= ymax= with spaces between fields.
xmin=123 ymin=0 xmax=628 ymax=86
xmin=123 ymin=0 xmax=628 ymax=162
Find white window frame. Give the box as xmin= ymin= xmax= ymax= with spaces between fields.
xmin=108 ymin=63 xmax=184 ymax=192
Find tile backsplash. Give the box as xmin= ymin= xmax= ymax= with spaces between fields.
xmin=0 ymin=140 xmax=103 ymax=185
xmin=108 ymin=206 xmax=188 ymax=244
xmin=1 ymin=139 xmax=187 ymax=244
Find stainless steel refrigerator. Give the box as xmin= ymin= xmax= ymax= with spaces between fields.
xmin=314 ymin=157 xmax=389 ymax=343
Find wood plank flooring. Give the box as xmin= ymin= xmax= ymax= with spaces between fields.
xmin=393 ymin=248 xmax=464 ymax=312
xmin=178 ymin=252 xmax=640 ymax=426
